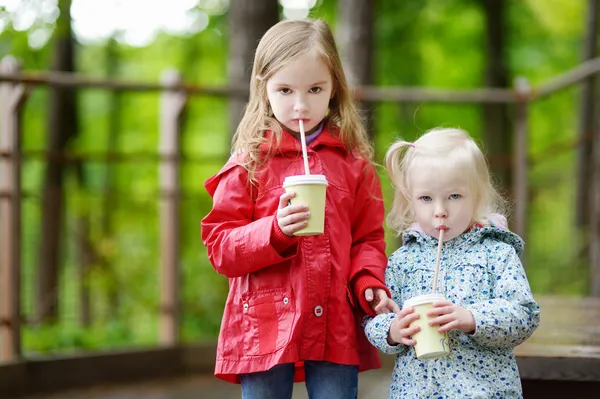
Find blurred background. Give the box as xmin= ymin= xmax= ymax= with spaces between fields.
xmin=0 ymin=0 xmax=599 ymax=364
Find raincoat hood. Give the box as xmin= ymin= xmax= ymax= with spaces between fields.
xmin=402 ymin=222 xmax=524 ymax=257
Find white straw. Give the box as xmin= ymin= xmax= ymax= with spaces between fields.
xmin=298 ymin=120 xmax=311 ymax=175
xmin=432 ymin=228 xmax=444 ymax=293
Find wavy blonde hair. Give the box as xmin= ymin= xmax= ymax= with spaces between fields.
xmin=385 ymin=128 xmax=506 ymax=235
xmin=232 ymin=18 xmax=373 ymax=183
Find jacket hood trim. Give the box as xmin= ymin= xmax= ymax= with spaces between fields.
xmin=402 ymin=223 xmax=524 ymax=256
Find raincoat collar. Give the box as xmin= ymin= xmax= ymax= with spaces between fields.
xmin=260 ymin=123 xmax=347 ymax=155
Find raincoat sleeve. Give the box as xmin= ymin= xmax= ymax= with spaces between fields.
xmin=464 ymin=244 xmax=540 ymax=348
xmin=349 ymin=164 xmax=388 ymax=283
xmin=201 ymin=161 xmax=298 ymax=278
xmin=364 ymin=257 xmax=409 ymax=355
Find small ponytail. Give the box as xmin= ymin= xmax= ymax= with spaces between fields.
xmin=384 ymin=140 xmax=415 ymax=234
xmin=385 ymin=140 xmax=414 ymax=188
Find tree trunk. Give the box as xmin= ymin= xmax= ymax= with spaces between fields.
xmin=591 ymin=105 xmax=600 ymax=296
xmin=337 ymin=0 xmax=375 ymax=138
xmin=482 ymin=0 xmax=512 ymax=196
xmin=36 ymin=0 xmax=77 ymax=323
xmin=577 ymin=0 xmax=599 ymax=229
xmin=589 ymin=1 xmax=600 ymax=297
xmin=76 ymin=215 xmax=93 ymax=326
xmin=101 ymin=36 xmax=122 ymax=321
xmin=227 ymin=0 xmax=278 ymax=138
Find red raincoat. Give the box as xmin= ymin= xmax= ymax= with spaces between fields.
xmin=201 ymin=125 xmax=387 ymax=383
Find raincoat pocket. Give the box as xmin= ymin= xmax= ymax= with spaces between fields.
xmin=241 ymin=288 xmax=296 ymax=356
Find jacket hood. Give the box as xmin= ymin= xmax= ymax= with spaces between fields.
xmin=402 ymin=223 xmax=524 ymax=256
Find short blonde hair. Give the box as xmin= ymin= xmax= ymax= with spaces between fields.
xmin=384 ymin=128 xmax=506 ymax=235
xmin=232 ymin=19 xmax=372 ymax=183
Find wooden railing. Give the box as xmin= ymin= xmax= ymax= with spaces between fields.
xmin=1 ymin=54 xmax=600 ymax=366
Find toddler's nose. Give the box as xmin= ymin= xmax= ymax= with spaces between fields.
xmin=434 ymin=207 xmax=448 ymax=220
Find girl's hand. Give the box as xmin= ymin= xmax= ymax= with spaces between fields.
xmin=427 ymin=300 xmax=476 ymax=334
xmin=388 ymin=307 xmax=421 ymax=346
xmin=276 ymin=191 xmax=310 ymax=237
xmin=365 ymin=288 xmax=401 ymax=314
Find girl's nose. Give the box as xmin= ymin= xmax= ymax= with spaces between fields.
xmin=294 ymin=96 xmax=308 ymax=113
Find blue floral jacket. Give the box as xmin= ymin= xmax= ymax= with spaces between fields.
xmin=364 ymin=225 xmax=540 ymax=398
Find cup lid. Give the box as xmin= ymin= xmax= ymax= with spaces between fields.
xmin=403 ymin=293 xmax=446 ymax=308
xmin=283 ymin=174 xmax=328 ymax=187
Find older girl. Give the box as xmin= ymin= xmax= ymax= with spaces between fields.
xmin=202 ymin=19 xmax=396 ymax=399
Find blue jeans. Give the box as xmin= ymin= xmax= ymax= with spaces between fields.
xmin=240 ymin=361 xmax=358 ymax=399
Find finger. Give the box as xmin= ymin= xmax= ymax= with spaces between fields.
xmin=437 ymin=320 xmax=458 ymax=333
xmin=389 ymin=300 xmax=401 ymax=314
xmin=278 ymin=211 xmax=310 ymax=236
xmin=427 ymin=305 xmax=453 ymax=317
xmin=400 ymin=312 xmax=420 ymax=328
xmin=284 ymin=211 xmax=310 ymax=226
xmin=396 ymin=306 xmax=416 ymax=319
xmin=400 ymin=325 xmax=420 ymax=343
xmin=405 ymin=324 xmax=421 ymax=336
xmin=375 ymin=300 xmax=396 ymax=315
xmin=393 ymin=307 xmax=411 ymax=319
xmin=375 ymin=290 xmax=389 ymax=300
xmin=432 ymin=300 xmax=453 ymax=308
xmin=278 ymin=191 xmax=295 ymax=210
xmin=428 ymin=314 xmax=453 ymax=327
xmin=278 ymin=192 xmax=309 ymax=214
xmin=364 ymin=288 xmax=373 ymax=302
xmin=374 ymin=302 xmax=389 ymax=314
xmin=401 ymin=337 xmax=417 ymax=346
xmin=285 ymin=219 xmax=310 ymax=235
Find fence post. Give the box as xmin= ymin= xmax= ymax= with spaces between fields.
xmin=158 ymin=69 xmax=186 ymax=345
xmin=0 ymin=56 xmax=25 ymax=361
xmin=513 ymin=77 xmax=531 ymax=251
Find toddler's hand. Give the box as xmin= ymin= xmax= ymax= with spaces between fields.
xmin=276 ymin=191 xmax=310 ymax=237
xmin=388 ymin=307 xmax=420 ymax=346
xmin=365 ymin=288 xmax=401 ymax=314
xmin=427 ymin=300 xmax=476 ymax=334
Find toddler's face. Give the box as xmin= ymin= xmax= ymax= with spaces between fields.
xmin=266 ymin=52 xmax=333 ymax=135
xmin=409 ymin=165 xmax=475 ymax=241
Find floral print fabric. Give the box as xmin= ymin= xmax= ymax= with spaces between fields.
xmin=364 ymin=226 xmax=540 ymax=398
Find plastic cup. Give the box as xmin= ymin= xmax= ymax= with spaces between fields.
xmin=403 ymin=293 xmax=450 ymax=360
xmin=282 ymin=174 xmax=328 ymax=236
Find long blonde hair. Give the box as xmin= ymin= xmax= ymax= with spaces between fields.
xmin=385 ymin=128 xmax=506 ymax=235
xmin=232 ymin=18 xmax=373 ymax=183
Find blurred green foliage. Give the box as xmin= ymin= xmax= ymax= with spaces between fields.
xmin=0 ymin=0 xmax=588 ymax=354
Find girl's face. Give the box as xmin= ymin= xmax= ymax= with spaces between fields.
xmin=266 ymin=52 xmax=333 ymax=134
xmin=409 ymin=164 xmax=475 ymax=242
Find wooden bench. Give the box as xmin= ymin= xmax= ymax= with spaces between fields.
xmin=376 ymin=295 xmax=600 ymax=397
xmin=514 ymin=295 xmax=600 ymax=397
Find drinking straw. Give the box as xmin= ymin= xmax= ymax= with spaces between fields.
xmin=432 ymin=227 xmax=445 ymax=293
xmin=298 ymin=120 xmax=311 ymax=175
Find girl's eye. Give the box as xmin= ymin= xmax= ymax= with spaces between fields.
xmin=279 ymin=88 xmax=291 ymax=94
xmin=309 ymin=87 xmax=322 ymax=93
xmin=449 ymin=194 xmax=461 ymax=200
xmin=419 ymin=196 xmax=432 ymax=202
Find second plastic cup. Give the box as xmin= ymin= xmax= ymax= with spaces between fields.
xmin=282 ymin=174 xmax=328 ymax=236
xmin=403 ymin=293 xmax=450 ymax=360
